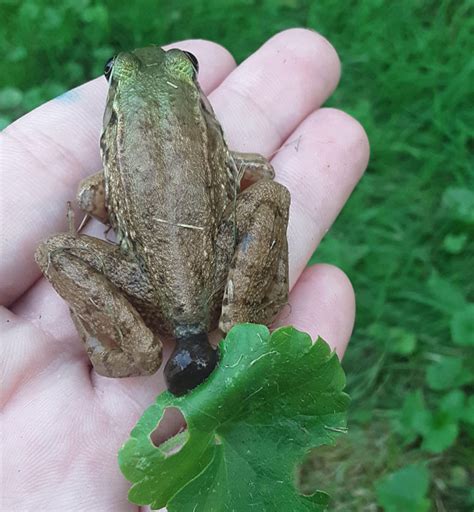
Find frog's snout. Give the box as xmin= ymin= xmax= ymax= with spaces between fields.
xmin=164 ymin=332 xmax=219 ymax=396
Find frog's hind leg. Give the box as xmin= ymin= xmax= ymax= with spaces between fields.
xmin=230 ymin=151 xmax=275 ymax=190
xmin=35 ymin=234 xmax=162 ymax=377
xmin=219 ymin=179 xmax=290 ymax=332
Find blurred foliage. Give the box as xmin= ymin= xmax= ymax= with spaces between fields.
xmin=2 ymin=0 xmax=474 ymax=510
xmin=375 ymin=464 xmax=431 ymax=512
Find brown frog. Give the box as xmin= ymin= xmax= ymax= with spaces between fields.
xmin=35 ymin=47 xmax=290 ymax=395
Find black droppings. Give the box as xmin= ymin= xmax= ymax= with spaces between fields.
xmin=164 ymin=332 xmax=219 ymax=396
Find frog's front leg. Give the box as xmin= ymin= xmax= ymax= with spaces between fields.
xmin=76 ymin=170 xmax=109 ymax=224
xmin=219 ymin=179 xmax=290 ymax=332
xmin=35 ymin=234 xmax=162 ymax=377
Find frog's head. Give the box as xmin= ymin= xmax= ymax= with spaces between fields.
xmin=103 ymin=46 xmax=199 ymax=90
xmin=101 ymin=46 xmax=201 ymax=132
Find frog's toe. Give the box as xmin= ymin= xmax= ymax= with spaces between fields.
xmin=164 ymin=333 xmax=219 ymax=396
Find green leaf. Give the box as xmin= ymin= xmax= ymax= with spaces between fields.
xmin=386 ymin=327 xmax=417 ymax=355
xmin=420 ymin=412 xmax=459 ymax=453
xmin=119 ymin=324 xmax=350 ymax=511
xmin=426 ymin=271 xmax=466 ymax=315
xmin=395 ymin=391 xmax=431 ymax=443
xmin=426 ymin=356 xmax=465 ymax=390
xmin=442 ymin=233 xmax=468 ymax=254
xmin=367 ymin=324 xmax=417 ymax=355
xmin=442 ymin=187 xmax=474 ymax=224
xmin=0 ymin=87 xmax=23 ymax=110
xmin=375 ymin=464 xmax=430 ymax=512
xmin=439 ymin=389 xmax=465 ymax=421
xmin=396 ymin=391 xmax=465 ymax=453
xmin=462 ymin=396 xmax=474 ymax=425
xmin=416 ymin=391 xmax=463 ymax=454
xmin=451 ymin=304 xmax=474 ymax=346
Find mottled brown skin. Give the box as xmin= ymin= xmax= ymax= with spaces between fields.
xmin=35 ymin=47 xmax=290 ymax=395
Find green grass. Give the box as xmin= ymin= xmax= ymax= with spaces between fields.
xmin=2 ymin=0 xmax=473 ymax=510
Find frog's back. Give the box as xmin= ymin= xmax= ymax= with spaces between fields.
xmin=102 ymin=48 xmax=236 ymax=335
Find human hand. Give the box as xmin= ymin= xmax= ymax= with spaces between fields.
xmin=1 ymin=29 xmax=369 ymax=510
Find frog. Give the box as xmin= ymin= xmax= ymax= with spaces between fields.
xmin=35 ymin=46 xmax=290 ymax=395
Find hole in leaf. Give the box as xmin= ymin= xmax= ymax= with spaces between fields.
xmin=150 ymin=407 xmax=187 ymax=456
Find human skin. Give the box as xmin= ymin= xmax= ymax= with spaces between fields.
xmin=1 ymin=29 xmax=369 ymax=511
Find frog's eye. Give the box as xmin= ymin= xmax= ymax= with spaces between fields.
xmin=183 ymin=51 xmax=199 ymax=73
xmin=103 ymin=56 xmax=116 ymax=81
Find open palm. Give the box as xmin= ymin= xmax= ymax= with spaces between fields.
xmin=1 ymin=29 xmax=369 ymax=511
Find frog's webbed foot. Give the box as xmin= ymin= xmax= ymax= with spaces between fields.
xmin=77 ymin=170 xmax=109 ymax=225
xmin=219 ymin=179 xmax=290 ymax=332
xmin=35 ymin=234 xmax=162 ymax=377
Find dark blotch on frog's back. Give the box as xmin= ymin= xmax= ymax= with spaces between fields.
xmin=164 ymin=331 xmax=219 ymax=396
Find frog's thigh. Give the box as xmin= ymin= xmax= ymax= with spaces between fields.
xmin=77 ymin=170 xmax=108 ymax=224
xmin=219 ymin=180 xmax=290 ymax=332
xmin=231 ymin=151 xmax=275 ymax=189
xmin=35 ymin=235 xmax=162 ymax=377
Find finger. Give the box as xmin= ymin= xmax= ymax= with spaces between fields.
xmin=274 ymin=107 xmax=370 ymax=288
xmin=210 ymin=28 xmax=341 ymax=153
xmin=274 ymin=264 xmax=355 ymax=359
xmin=0 ymin=40 xmax=236 ymax=306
